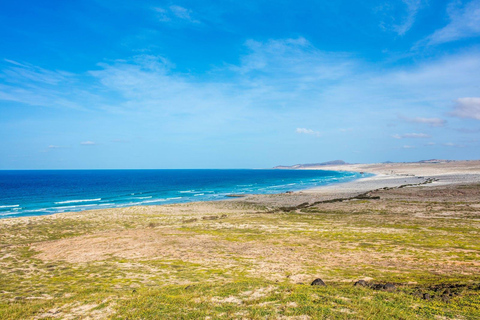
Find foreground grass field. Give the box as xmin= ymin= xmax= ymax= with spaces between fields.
xmin=0 ymin=184 xmax=479 ymax=319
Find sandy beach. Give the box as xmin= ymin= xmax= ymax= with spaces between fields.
xmin=1 ymin=161 xmax=479 ymax=319
xmin=242 ymin=160 xmax=480 ymax=207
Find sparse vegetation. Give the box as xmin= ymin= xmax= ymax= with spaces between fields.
xmin=0 ymin=184 xmax=479 ymax=319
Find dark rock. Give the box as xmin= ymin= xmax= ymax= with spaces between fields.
xmin=383 ymin=283 xmax=396 ymax=292
xmin=311 ymin=278 xmax=326 ymax=286
xmin=354 ymin=280 xmax=368 ymax=287
xmin=370 ymin=283 xmax=385 ymax=290
xmin=202 ymin=215 xmax=219 ymax=220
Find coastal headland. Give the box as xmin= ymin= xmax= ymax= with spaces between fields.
xmin=1 ymin=160 xmax=479 ymax=319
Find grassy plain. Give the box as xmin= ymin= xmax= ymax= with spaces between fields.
xmin=0 ymin=183 xmax=479 ymax=319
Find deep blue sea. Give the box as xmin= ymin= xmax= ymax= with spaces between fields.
xmin=0 ymin=169 xmax=366 ymax=219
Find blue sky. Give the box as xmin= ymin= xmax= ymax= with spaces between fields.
xmin=1 ymin=0 xmax=480 ymax=169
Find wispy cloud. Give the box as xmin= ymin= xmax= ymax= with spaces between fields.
xmin=450 ymin=97 xmax=480 ymax=120
xmin=296 ymin=128 xmax=321 ymax=137
xmin=80 ymin=141 xmax=96 ymax=146
xmin=393 ymin=133 xmax=431 ymax=139
xmin=426 ymin=0 xmax=480 ymax=45
xmin=154 ymin=5 xmax=199 ymax=24
xmin=394 ymin=0 xmax=423 ymax=35
xmin=402 ymin=145 xmax=416 ymax=149
xmin=399 ymin=116 xmax=447 ymax=127
xmin=2 ymin=38 xmax=480 ymax=146
xmin=443 ymin=142 xmax=466 ymax=147
xmin=43 ymin=145 xmax=69 ymax=153
xmin=375 ymin=0 xmax=424 ymax=35
xmin=1 ymin=59 xmax=73 ymax=85
xmin=0 ymin=59 xmax=95 ymax=111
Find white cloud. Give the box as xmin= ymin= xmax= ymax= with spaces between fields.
xmin=450 ymin=97 xmax=480 ymax=120
xmin=426 ymin=0 xmax=480 ymax=45
xmin=296 ymin=128 xmax=321 ymax=137
xmin=393 ymin=133 xmax=431 ymax=139
xmin=402 ymin=145 xmax=416 ymax=149
xmin=399 ymin=116 xmax=446 ymax=127
xmin=80 ymin=141 xmax=96 ymax=146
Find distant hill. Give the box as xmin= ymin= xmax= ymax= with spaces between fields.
xmin=274 ymin=160 xmax=348 ymax=169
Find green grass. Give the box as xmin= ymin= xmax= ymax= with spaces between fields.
xmin=0 ymin=197 xmax=479 ymax=319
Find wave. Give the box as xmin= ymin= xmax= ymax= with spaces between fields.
xmin=55 ymin=198 xmax=101 ymax=204
xmin=0 ymin=205 xmax=19 ymax=208
xmin=166 ymin=197 xmax=182 ymax=200
xmin=0 ymin=212 xmax=19 ymax=216
xmin=21 ymin=208 xmax=48 ymax=213
xmin=55 ymin=204 xmax=97 ymax=210
xmin=194 ymin=193 xmax=204 ymax=196
xmin=138 ymin=199 xmax=167 ymax=204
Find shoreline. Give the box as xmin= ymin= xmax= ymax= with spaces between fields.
xmin=1 ymin=161 xmax=479 ymax=319
xmin=1 ymin=160 xmax=479 ymax=222
xmin=0 ymin=169 xmax=364 ymax=221
xmin=304 ymin=160 xmax=480 ymax=192
xmin=238 ymin=160 xmax=480 ymax=208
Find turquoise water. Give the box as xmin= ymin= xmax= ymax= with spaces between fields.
xmin=0 ymin=169 xmax=368 ymax=219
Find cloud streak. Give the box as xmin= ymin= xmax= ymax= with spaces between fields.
xmin=1 ymin=38 xmax=480 ymax=153
xmin=393 ymin=133 xmax=431 ymax=139
xmin=155 ymin=5 xmax=200 ymax=24
xmin=399 ymin=116 xmax=446 ymax=127
xmin=80 ymin=141 xmax=96 ymax=146
xmin=394 ymin=0 xmax=423 ymax=35
xmin=426 ymin=0 xmax=480 ymax=45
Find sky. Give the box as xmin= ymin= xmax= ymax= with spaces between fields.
xmin=0 ymin=0 xmax=480 ymax=169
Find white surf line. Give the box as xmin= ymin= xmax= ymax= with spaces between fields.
xmin=0 ymin=204 xmax=19 ymax=208
xmin=54 ymin=198 xmax=101 ymax=204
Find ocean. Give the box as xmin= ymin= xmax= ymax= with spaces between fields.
xmin=0 ymin=169 xmax=367 ymax=219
